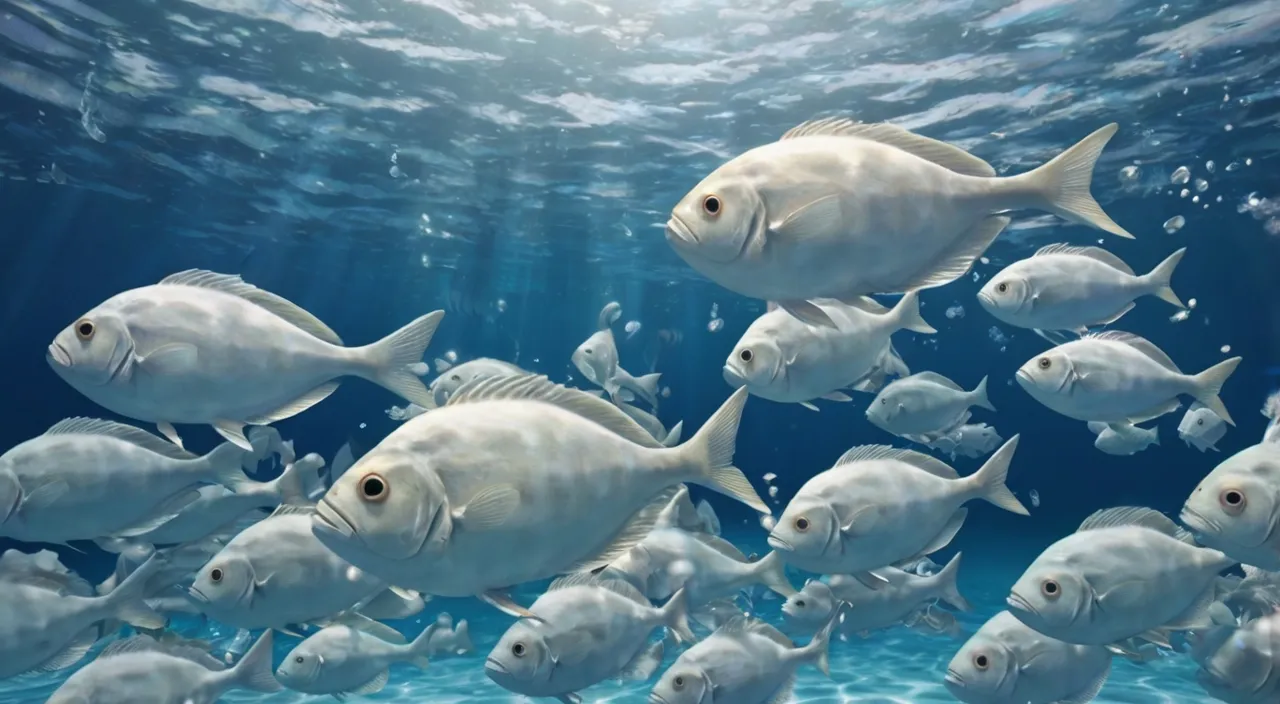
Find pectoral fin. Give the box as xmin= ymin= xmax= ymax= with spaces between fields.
xmin=137 ymin=343 xmax=198 ymax=375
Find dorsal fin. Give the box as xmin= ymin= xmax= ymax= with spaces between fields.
xmin=688 ymin=532 xmax=749 ymax=561
xmin=780 ymin=118 xmax=996 ymax=178
xmin=1076 ymin=507 xmax=1186 ymax=541
xmin=98 ymin=635 xmax=226 ymax=670
xmin=1034 ymin=244 xmax=1134 ymax=275
xmin=267 ymin=504 xmax=316 ymax=519
xmin=159 ymin=270 xmax=343 ymax=345
xmin=906 ymin=371 xmax=964 ymax=392
xmin=44 ymin=418 xmax=196 ymax=460
xmin=0 ymin=549 xmax=94 ymax=595
xmin=833 ymin=445 xmax=959 ymax=479
xmin=548 ymin=572 xmax=650 ymax=606
xmin=446 ymin=375 xmax=662 ymax=448
xmin=717 ymin=615 xmax=794 ymax=648
xmin=1088 ymin=332 xmax=1181 ymax=373
xmin=823 ymin=296 xmax=888 ymax=315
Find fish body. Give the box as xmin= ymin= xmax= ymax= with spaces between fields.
xmin=1087 ymin=421 xmax=1159 ymax=456
xmin=1179 ymin=403 xmax=1229 ymax=452
xmin=429 ymin=357 xmax=525 ymax=407
xmin=818 ymin=553 xmax=970 ymax=634
xmin=423 ymin=613 xmax=474 ymax=656
xmin=867 ymin=372 xmax=993 ymax=437
xmin=926 ymin=423 xmax=1003 ymax=460
xmin=607 ymin=528 xmax=796 ymax=607
xmin=277 ymin=623 xmax=436 ymax=697
xmin=1195 ymin=611 xmax=1280 ymax=704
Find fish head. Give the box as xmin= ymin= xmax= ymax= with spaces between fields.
xmin=650 ymin=661 xmax=714 ymax=704
xmin=1015 ymin=349 xmax=1076 ymax=402
xmin=865 ymin=387 xmax=904 ymax=428
xmin=314 ymin=450 xmax=446 ymax=563
xmin=1196 ymin=624 xmax=1272 ymax=700
xmin=188 ymin=554 xmax=257 ymax=611
xmin=945 ymin=630 xmax=1018 ymax=702
xmin=723 ymin=332 xmax=784 ymax=391
xmin=430 ymin=367 xmax=472 ymax=407
xmin=1181 ymin=448 xmax=1279 ymax=552
xmin=769 ymin=498 xmax=839 ymax=559
xmin=486 ymin=623 xmax=553 ymax=688
xmin=666 ymin=172 xmax=766 ymax=266
xmin=1006 ymin=557 xmax=1090 ymax=637
xmin=782 ymin=580 xmax=835 ymax=627
xmin=977 ymin=272 xmax=1033 ymax=319
xmin=276 ymin=645 xmax=324 ymax=687
xmin=47 ymin=308 xmax=135 ymax=388
xmin=571 ymin=329 xmax=616 ymax=387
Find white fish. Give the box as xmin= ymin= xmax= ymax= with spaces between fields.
xmin=312 ymin=376 xmax=767 ymax=617
xmin=650 ymin=615 xmax=833 ymax=704
xmin=1007 ymin=506 xmax=1235 ymax=645
xmin=768 ymin=439 xmax=1026 ymax=580
xmin=722 ymin=293 xmax=934 ymax=409
xmin=485 ymin=574 xmax=694 ymax=702
xmin=572 ymin=302 xmax=662 ymax=407
xmin=423 ymin=612 xmax=474 ymax=657
xmin=824 ymin=554 xmax=969 ymax=634
xmin=386 ymin=403 xmax=429 ymax=421
xmin=665 ymin=119 xmax=1131 ymax=329
xmin=429 ymin=357 xmax=526 ymax=408
xmin=1179 ymin=403 xmax=1228 ymax=452
xmin=850 ymin=343 xmax=911 ymax=394
xmin=1195 ymin=612 xmax=1280 ymax=704
xmin=277 ymin=620 xmax=437 ymax=697
xmin=0 ymin=418 xmax=251 ymax=544
xmin=0 ymin=553 xmax=165 ymax=678
xmin=47 ymin=269 xmax=443 ymax=450
xmin=866 ymin=372 xmax=994 ymax=439
xmin=45 ymin=630 xmax=280 ymax=704
xmin=1015 ymin=331 xmax=1241 ymax=426
xmin=926 ymin=423 xmax=1003 ymax=460
xmin=1087 ymin=421 xmax=1159 ymax=456
xmin=187 ymin=506 xmax=423 ymax=631
xmin=1181 ymin=430 xmax=1280 ymax=571
xmin=945 ymin=610 xmax=1112 ymax=704
xmin=978 ymin=245 xmax=1185 ymax=333
xmin=243 ymin=425 xmax=294 ymax=472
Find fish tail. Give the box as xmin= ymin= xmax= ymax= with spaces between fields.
xmin=1016 ymin=123 xmax=1134 ymax=238
xmin=356 ymin=311 xmax=445 ymax=408
xmin=406 ymin=621 xmax=439 ymax=669
xmin=1141 ymin=247 xmax=1186 ymax=308
xmin=453 ymin=619 xmax=473 ymax=653
xmin=804 ymin=610 xmax=836 ymax=677
xmin=1191 ymin=357 xmax=1242 ymax=426
xmin=970 ymin=435 xmax=1028 ymax=515
xmin=267 ymin=453 xmax=323 ymax=505
xmin=202 ymin=442 xmax=255 ymax=494
xmin=754 ymin=551 xmax=798 ymax=598
xmin=890 ymin=291 xmax=936 ymax=334
xmin=629 ymin=372 xmax=663 ymax=405
xmin=662 ymin=420 xmax=684 ymax=448
xmin=682 ymin=387 xmax=769 ymax=514
xmin=971 ymin=375 xmax=995 ymax=412
xmin=660 ymin=588 xmax=696 ymax=644
xmin=229 ymin=631 xmax=283 ymax=693
xmin=102 ymin=553 xmax=166 ymax=630
xmin=931 ymin=552 xmax=972 ymax=612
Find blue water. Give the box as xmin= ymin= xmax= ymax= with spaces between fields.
xmin=2 ymin=0 xmax=1280 ymax=701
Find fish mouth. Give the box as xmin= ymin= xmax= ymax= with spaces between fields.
xmin=649 ymin=694 xmax=671 ymax=704
xmin=47 ymin=343 xmax=71 ymax=368
xmin=767 ymin=535 xmax=792 ymax=551
xmin=483 ymin=657 xmax=508 ymax=675
xmin=664 ymin=215 xmax=696 ymax=247
xmin=1014 ymin=369 xmax=1033 ymax=387
xmin=944 ymin=668 xmax=965 ymax=686
xmin=1006 ymin=591 xmax=1037 ymax=615
xmin=185 ymin=585 xmax=210 ymax=604
xmin=1179 ymin=506 xmax=1221 ymax=538
xmin=976 ymin=291 xmax=995 ymax=310
xmin=313 ymin=500 xmax=357 ymax=540
xmin=722 ymin=365 xmax=747 ymax=388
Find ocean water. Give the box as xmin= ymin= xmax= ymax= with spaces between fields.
xmin=1 ymin=0 xmax=1280 ymax=702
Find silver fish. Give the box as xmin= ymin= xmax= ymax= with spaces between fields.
xmin=277 ymin=620 xmax=437 ymax=697
xmin=867 ymin=372 xmax=994 ymax=439
xmin=1194 ymin=611 xmax=1280 ymax=704
xmin=1087 ymin=421 xmax=1159 ymax=456
xmin=429 ymin=357 xmax=526 ymax=408
xmin=423 ymin=612 xmax=474 ymax=657
xmin=1182 ymin=433 xmax=1280 ymax=570
xmin=1179 ymin=403 xmax=1228 ymax=452
xmin=572 ymin=302 xmax=662 ymax=407
xmin=789 ymin=553 xmax=969 ymax=636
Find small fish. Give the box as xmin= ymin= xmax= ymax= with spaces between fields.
xmin=428 ymin=357 xmax=526 ymax=408
xmin=572 ymin=302 xmax=663 ymax=407
xmin=423 ymin=612 xmax=474 ymax=657
xmin=945 ymin=610 xmax=1112 ymax=704
xmin=1016 ymin=331 xmax=1241 ymax=426
xmin=1181 ymin=427 xmax=1280 ymax=571
xmin=665 ymin=119 xmax=1130 ymax=329
xmin=866 ymin=372 xmax=994 ymax=439
xmin=925 ymin=423 xmax=1003 ymax=460
xmin=48 ymin=269 xmax=443 ymax=450
xmin=1178 ymin=403 xmax=1228 ymax=452
xmin=46 ymin=631 xmax=280 ymax=704
xmin=243 ymin=425 xmax=294 ymax=472
xmin=978 ymin=245 xmax=1185 ymax=333
xmin=1007 ymin=506 xmax=1236 ymax=645
xmin=1087 ymin=421 xmax=1160 ymax=456
xmin=277 ymin=620 xmax=437 ymax=697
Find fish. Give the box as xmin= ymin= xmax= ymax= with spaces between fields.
xmin=0 ymin=418 xmax=252 ymax=544
xmin=1181 ymin=429 xmax=1280 ymax=570
xmin=485 ymin=573 xmax=694 ymax=702
xmin=1007 ymin=506 xmax=1236 ymax=646
xmin=1194 ymin=610 xmax=1280 ymax=704
xmin=572 ymin=302 xmax=662 ymax=407
xmin=945 ymin=610 xmax=1112 ymax=704
xmin=651 ymin=485 xmax=718 ymax=535
xmin=1218 ymin=566 xmax=1280 ymax=625
xmin=768 ymin=438 xmax=1026 ymax=580
xmin=722 ymin=293 xmax=934 ymax=410
xmin=665 ymin=119 xmax=1130 ymax=329
xmin=186 ymin=506 xmax=423 ymax=631
xmin=790 ymin=553 xmax=970 ymax=636
xmin=978 ymin=245 xmax=1185 ymax=333
xmin=1087 ymin=421 xmax=1160 ymax=456
xmin=45 ymin=630 xmax=280 ymax=704
xmin=423 ymin=612 xmax=474 ymax=657
xmin=429 ymin=357 xmax=526 ymax=408
xmin=276 ymin=620 xmax=438 ymax=697
xmin=1179 ymin=403 xmax=1229 ymax=452
xmin=849 ymin=343 xmax=911 ymax=394
xmin=0 ymin=552 xmax=166 ymax=678
xmin=925 ymin=423 xmax=1003 ymax=460
xmin=1015 ymin=331 xmax=1241 ymax=426
xmin=47 ymin=269 xmax=443 ymax=450
xmin=650 ymin=615 xmax=833 ymax=704
xmin=311 ymin=375 xmax=767 ymax=617
xmin=243 ymin=425 xmax=294 ymax=472
xmin=866 ymin=372 xmax=994 ymax=439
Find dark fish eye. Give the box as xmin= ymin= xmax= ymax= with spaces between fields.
xmin=739 ymin=349 xmax=753 ymax=363
xmin=359 ymin=473 xmax=388 ymax=502
xmin=996 ymin=283 xmax=1008 ymax=294
xmin=880 ymin=398 xmax=887 ymax=405
xmin=974 ymin=653 xmax=990 ymax=670
xmin=1220 ymin=489 xmax=1246 ymax=515
xmin=702 ymin=195 xmax=721 ymax=216
xmin=512 ymin=642 xmax=526 ymax=658
xmin=1197 ymin=418 xmax=1204 ymax=426
xmin=673 ymin=675 xmax=686 ymax=690
xmin=210 ymin=568 xmax=223 ymax=583
xmin=1041 ymin=579 xmax=1060 ymax=598
xmin=1038 ymin=357 xmax=1051 ymax=370
xmin=295 ymin=656 xmax=304 ymax=663
xmin=583 ymin=349 xmax=593 ymax=355
xmin=451 ymin=374 xmax=461 ymax=382
xmin=794 ymin=599 xmax=806 ymax=608
xmin=795 ymin=517 xmax=810 ymax=532
xmin=75 ymin=319 xmax=95 ymax=340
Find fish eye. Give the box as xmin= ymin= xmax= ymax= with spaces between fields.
xmin=583 ymin=348 xmax=593 ymax=355
xmin=996 ymin=282 xmax=1008 ymax=294
xmin=511 ymin=642 xmax=526 ymax=658
xmin=701 ymin=195 xmax=721 ymax=216
xmin=673 ymin=675 xmax=686 ymax=690
xmin=1041 ymin=579 xmax=1060 ymax=599
xmin=1037 ymin=357 xmax=1051 ymax=370
xmin=75 ymin=319 xmax=95 ymax=340
xmin=973 ymin=653 xmax=990 ymax=671
xmin=210 ymin=568 xmax=223 ymax=583
xmin=1197 ymin=418 xmax=1204 ymax=426
xmin=739 ymin=349 xmax=753 ymax=363
xmin=1220 ymin=488 xmax=1246 ymax=515
xmin=451 ymin=374 xmax=460 ymax=382
xmin=359 ymin=473 xmax=389 ymax=502
xmin=294 ymin=656 xmax=304 ymax=664
xmin=794 ymin=599 xmax=806 ymax=608
xmin=880 ymin=398 xmax=887 ymax=405
xmin=794 ymin=517 xmax=810 ymax=532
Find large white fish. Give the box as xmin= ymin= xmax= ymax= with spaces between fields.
xmin=485 ymin=573 xmax=693 ymax=702
xmin=1193 ymin=611 xmax=1280 ymax=704
xmin=47 ymin=269 xmax=443 ymax=450
xmin=768 ymin=439 xmax=1026 ymax=580
xmin=665 ymin=119 xmax=1131 ymax=329
xmin=1007 ymin=507 xmax=1236 ymax=646
xmin=0 ymin=418 xmax=251 ymax=544
xmin=723 ymin=293 xmax=934 ymax=410
xmin=277 ymin=621 xmax=437 ymax=697
xmin=978 ymin=245 xmax=1185 ymax=333
xmin=45 ymin=630 xmax=280 ymax=704
xmin=866 ymin=372 xmax=994 ymax=438
xmin=1181 ymin=429 xmax=1280 ymax=571
xmin=1179 ymin=403 xmax=1228 ymax=452
xmin=1087 ymin=421 xmax=1159 ymax=456
xmin=572 ymin=302 xmax=662 ymax=407
xmin=1015 ymin=331 xmax=1241 ymax=426
xmin=945 ymin=610 xmax=1112 ymax=704
xmin=311 ymin=375 xmax=767 ymax=617
xmin=429 ymin=357 xmax=526 ymax=408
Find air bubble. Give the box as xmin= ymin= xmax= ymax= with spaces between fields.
xmin=1163 ymin=216 xmax=1185 ymax=234
xmin=1170 ymin=166 xmax=1190 ymax=185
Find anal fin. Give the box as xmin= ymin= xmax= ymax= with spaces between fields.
xmin=213 ymin=420 xmax=253 ymax=451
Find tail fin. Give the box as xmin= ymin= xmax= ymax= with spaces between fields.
xmin=270 ymin=454 xmax=325 ymax=506
xmin=102 ymin=554 xmax=166 ymax=630
xmin=406 ymin=621 xmax=440 ymax=669
xmin=230 ymin=631 xmax=283 ymax=693
xmin=629 ymin=372 xmax=663 ymax=405
xmin=681 ymin=387 xmax=769 ymax=514
xmin=890 ymin=291 xmax=936 ymax=334
xmin=971 ymin=376 xmax=995 ymax=412
xmin=453 ymin=619 xmax=474 ymax=654
xmin=803 ymin=611 xmax=836 ymax=677
xmin=1018 ymin=123 xmax=1133 ymax=238
xmin=1149 ymin=426 xmax=1161 ymax=447
xmin=969 ymin=435 xmax=1028 ymax=515
xmin=357 ymin=311 xmax=445 ymax=408
xmin=660 ymin=589 xmax=696 ymax=644
xmin=754 ymin=551 xmax=798 ymax=598
xmin=1141 ymin=247 xmax=1186 ymax=308
xmin=662 ymin=420 xmax=684 ymax=448
xmin=1191 ymin=357 xmax=1242 ymax=426
xmin=203 ymin=442 xmax=253 ymax=492
xmin=931 ymin=552 xmax=972 ymax=612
